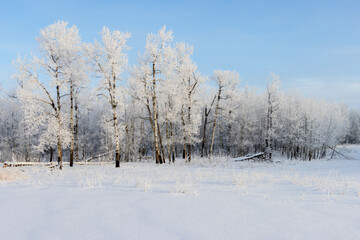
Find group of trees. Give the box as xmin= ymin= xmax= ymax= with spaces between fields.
xmin=0 ymin=21 xmax=356 ymax=168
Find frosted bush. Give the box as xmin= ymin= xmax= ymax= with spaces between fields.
xmin=0 ymin=169 xmax=24 ymax=181
xmin=231 ymin=171 xmax=263 ymax=186
xmin=136 ymin=176 xmax=152 ymax=192
xmin=113 ymin=174 xmax=123 ymax=185
xmin=23 ymin=177 xmax=46 ymax=188
xmin=171 ymin=177 xmax=197 ymax=196
xmin=286 ymin=171 xmax=360 ymax=197
xmin=79 ymin=172 xmax=104 ymax=189
xmin=174 ymin=181 xmax=186 ymax=194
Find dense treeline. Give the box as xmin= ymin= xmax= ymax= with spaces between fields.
xmin=0 ymin=21 xmax=357 ymax=167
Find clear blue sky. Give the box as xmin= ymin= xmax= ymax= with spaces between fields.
xmin=0 ymin=0 xmax=359 ymax=108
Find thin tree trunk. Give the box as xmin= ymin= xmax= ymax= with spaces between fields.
xmin=139 ymin=120 xmax=144 ymax=161
xmin=131 ymin=119 xmax=135 ymax=162
xmin=113 ymin=110 xmax=121 ymax=168
xmin=152 ymin=63 xmax=162 ymax=164
xmin=181 ymin=106 xmax=187 ymax=161
xmin=170 ymin=122 xmax=175 ymax=162
xmin=69 ymin=84 xmax=74 ymax=167
xmin=201 ymin=107 xmax=209 ymax=157
xmin=56 ymin=84 xmax=63 ymax=170
xmin=227 ymin=111 xmax=232 ymax=155
xmin=125 ymin=124 xmax=129 ymax=162
xmin=49 ymin=147 xmax=53 ymax=163
xmin=265 ymin=92 xmax=273 ymax=159
xmin=187 ymin=104 xmax=192 ymax=163
xmin=210 ymin=91 xmax=221 ymax=156
xmin=157 ymin=121 xmax=166 ymax=164
xmin=74 ymin=95 xmax=79 ymax=162
xmin=166 ymin=120 xmax=171 ymax=163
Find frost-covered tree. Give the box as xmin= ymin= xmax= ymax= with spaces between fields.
xmin=85 ymin=26 xmax=131 ymax=168
xmin=345 ymin=110 xmax=360 ymax=144
xmin=0 ymin=93 xmax=22 ymax=162
xmin=130 ymin=26 xmax=173 ymax=164
xmin=264 ymin=75 xmax=281 ymax=159
xmin=165 ymin=42 xmax=205 ymax=162
xmin=3 ymin=22 xmax=354 ymax=166
xmin=200 ymin=85 xmax=217 ymax=157
xmin=209 ymin=70 xmax=240 ymax=156
xmin=63 ymin=34 xmax=88 ymax=167
xmin=15 ymin=21 xmax=81 ymax=169
xmin=225 ymin=86 xmax=256 ymax=156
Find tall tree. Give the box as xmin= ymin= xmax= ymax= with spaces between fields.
xmin=64 ymin=38 xmax=88 ymax=167
xmin=16 ymin=21 xmax=80 ymax=169
xmin=169 ymin=42 xmax=204 ymax=163
xmin=85 ymin=27 xmax=131 ymax=168
xmin=130 ymin=26 xmax=173 ymax=164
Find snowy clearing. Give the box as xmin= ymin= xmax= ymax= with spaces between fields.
xmin=1 ymin=146 xmax=360 ymax=240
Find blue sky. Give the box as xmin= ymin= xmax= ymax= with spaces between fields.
xmin=0 ymin=0 xmax=359 ymax=108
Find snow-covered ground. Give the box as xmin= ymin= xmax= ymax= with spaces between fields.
xmin=1 ymin=146 xmax=360 ymax=240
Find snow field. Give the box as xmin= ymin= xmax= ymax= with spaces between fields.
xmin=1 ymin=153 xmax=360 ymax=240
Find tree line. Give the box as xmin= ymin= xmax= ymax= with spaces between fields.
xmin=0 ymin=21 xmax=357 ymax=168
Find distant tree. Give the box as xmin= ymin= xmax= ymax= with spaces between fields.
xmin=200 ymin=85 xmax=217 ymax=157
xmin=345 ymin=110 xmax=360 ymax=144
xmin=264 ymin=75 xmax=280 ymax=159
xmin=209 ymin=70 xmax=239 ymax=156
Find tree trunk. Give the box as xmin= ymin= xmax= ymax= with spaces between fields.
xmin=201 ymin=107 xmax=209 ymax=157
xmin=187 ymin=98 xmax=192 ymax=162
xmin=210 ymin=91 xmax=221 ymax=156
xmin=166 ymin=120 xmax=171 ymax=163
xmin=69 ymin=84 xmax=74 ymax=167
xmin=131 ymin=119 xmax=135 ymax=162
xmin=152 ymin=63 xmax=162 ymax=164
xmin=181 ymin=106 xmax=187 ymax=161
xmin=57 ymin=134 xmax=62 ymax=169
xmin=49 ymin=147 xmax=53 ymax=163
xmin=139 ymin=120 xmax=144 ymax=161
xmin=74 ymin=95 xmax=79 ymax=162
xmin=157 ymin=121 xmax=166 ymax=164
xmin=125 ymin=124 xmax=129 ymax=162
xmin=265 ymin=92 xmax=273 ymax=159
xmin=227 ymin=111 xmax=232 ymax=155
xmin=170 ymin=122 xmax=175 ymax=163
xmin=113 ymin=110 xmax=121 ymax=168
xmin=56 ymin=84 xmax=63 ymax=170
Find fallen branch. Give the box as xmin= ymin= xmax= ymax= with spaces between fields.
xmin=326 ymin=145 xmax=354 ymax=160
xmin=233 ymin=152 xmax=265 ymax=162
xmin=3 ymin=162 xmax=58 ymax=168
xmin=84 ymin=150 xmax=116 ymax=162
